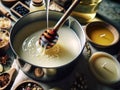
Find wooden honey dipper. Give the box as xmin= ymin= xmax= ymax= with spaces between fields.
xmin=39 ymin=0 xmax=81 ymax=49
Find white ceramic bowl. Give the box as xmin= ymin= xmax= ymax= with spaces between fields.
xmin=89 ymin=52 xmax=120 ymax=84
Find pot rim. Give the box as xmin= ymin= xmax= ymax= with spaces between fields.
xmin=10 ymin=10 xmax=86 ymax=68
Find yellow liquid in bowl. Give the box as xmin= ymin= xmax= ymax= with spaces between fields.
xmin=88 ymin=27 xmax=114 ymax=45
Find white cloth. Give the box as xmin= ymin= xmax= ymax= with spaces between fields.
xmin=10 ymin=69 xmax=30 ymax=90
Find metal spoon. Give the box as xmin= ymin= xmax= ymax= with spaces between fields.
xmin=39 ymin=0 xmax=81 ymax=49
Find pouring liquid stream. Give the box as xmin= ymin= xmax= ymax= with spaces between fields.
xmin=45 ymin=0 xmax=50 ymax=29
xmin=38 ymin=0 xmax=60 ymax=55
xmin=39 ymin=0 xmax=50 ymax=54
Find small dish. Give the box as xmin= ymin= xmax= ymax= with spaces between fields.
xmin=0 ymin=29 xmax=10 ymax=56
xmin=89 ymin=52 xmax=120 ymax=85
xmin=14 ymin=80 xmax=44 ymax=90
xmin=0 ymin=17 xmax=12 ymax=30
xmin=84 ymin=21 xmax=119 ymax=48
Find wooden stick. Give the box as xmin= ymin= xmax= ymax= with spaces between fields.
xmin=53 ymin=0 xmax=81 ymax=32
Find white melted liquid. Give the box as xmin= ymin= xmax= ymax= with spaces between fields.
xmin=14 ymin=23 xmax=81 ymax=67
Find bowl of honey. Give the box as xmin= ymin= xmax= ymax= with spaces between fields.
xmin=85 ymin=21 xmax=119 ymax=48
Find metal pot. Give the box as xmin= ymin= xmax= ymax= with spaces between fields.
xmin=10 ymin=11 xmax=86 ymax=82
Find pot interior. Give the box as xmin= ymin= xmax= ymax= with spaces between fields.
xmin=10 ymin=11 xmax=86 ymax=68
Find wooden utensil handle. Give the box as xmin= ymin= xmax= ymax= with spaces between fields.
xmin=0 ymin=6 xmax=17 ymax=22
xmin=53 ymin=0 xmax=81 ymax=31
xmin=0 ymin=6 xmax=10 ymax=17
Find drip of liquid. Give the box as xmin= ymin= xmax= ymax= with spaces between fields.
xmin=45 ymin=0 xmax=50 ymax=29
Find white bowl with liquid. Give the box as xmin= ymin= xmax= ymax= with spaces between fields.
xmin=89 ymin=52 xmax=120 ymax=85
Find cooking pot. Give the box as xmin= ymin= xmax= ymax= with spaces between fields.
xmin=10 ymin=11 xmax=86 ymax=82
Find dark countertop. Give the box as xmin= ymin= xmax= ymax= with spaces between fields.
xmin=97 ymin=0 xmax=120 ymax=32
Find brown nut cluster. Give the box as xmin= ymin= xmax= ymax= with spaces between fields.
xmin=0 ymin=55 xmax=9 ymax=73
xmin=0 ymin=54 xmax=9 ymax=65
xmin=0 ymin=73 xmax=10 ymax=88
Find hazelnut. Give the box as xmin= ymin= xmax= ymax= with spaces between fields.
xmin=34 ymin=68 xmax=44 ymax=78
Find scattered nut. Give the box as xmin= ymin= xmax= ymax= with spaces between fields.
xmin=34 ymin=68 xmax=44 ymax=78
xmin=71 ymin=73 xmax=88 ymax=90
xmin=0 ymin=73 xmax=10 ymax=88
xmin=0 ymin=54 xmax=9 ymax=65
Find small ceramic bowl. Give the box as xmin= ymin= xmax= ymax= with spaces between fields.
xmin=0 ymin=17 xmax=12 ymax=30
xmin=89 ymin=52 xmax=120 ymax=85
xmin=14 ymin=80 xmax=44 ymax=90
xmin=84 ymin=21 xmax=119 ymax=48
xmin=0 ymin=29 xmax=10 ymax=56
